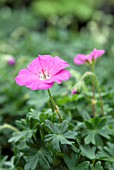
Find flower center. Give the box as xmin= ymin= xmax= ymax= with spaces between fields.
xmin=39 ymin=69 xmax=50 ymax=80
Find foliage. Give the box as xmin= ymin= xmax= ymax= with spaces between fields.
xmin=82 ymin=117 xmax=112 ymax=146
xmin=44 ymin=120 xmax=77 ymax=152
xmin=0 ymin=0 xmax=114 ymax=170
xmin=7 ymin=110 xmax=78 ymax=169
xmin=32 ymin=0 xmax=103 ymax=21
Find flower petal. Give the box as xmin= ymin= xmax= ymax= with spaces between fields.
xmin=45 ymin=69 xmax=71 ymax=84
xmin=38 ymin=55 xmax=54 ymax=72
xmin=15 ymin=69 xmax=40 ymax=90
xmin=48 ymin=56 xmax=70 ymax=76
xmin=15 ymin=55 xmax=70 ymax=90
xmin=74 ymin=54 xmax=88 ymax=65
xmin=92 ymin=48 xmax=105 ymax=60
xmin=28 ymin=55 xmax=69 ymax=76
xmin=88 ymin=48 xmax=105 ymax=61
xmin=27 ymin=57 xmax=42 ymax=74
xmin=15 ymin=69 xmax=54 ymax=90
xmin=38 ymin=82 xmax=54 ymax=90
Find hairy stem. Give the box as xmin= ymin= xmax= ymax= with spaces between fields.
xmin=47 ymin=89 xmax=62 ymax=122
xmin=82 ymin=71 xmax=104 ymax=116
xmin=91 ymin=64 xmax=96 ymax=117
xmin=98 ymin=87 xmax=104 ymax=115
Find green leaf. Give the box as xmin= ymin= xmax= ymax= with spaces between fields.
xmin=45 ymin=120 xmax=57 ymax=134
xmin=9 ymin=129 xmax=34 ymax=143
xmin=63 ymin=130 xmax=78 ymax=139
xmin=98 ymin=142 xmax=114 ymax=162
xmin=90 ymin=161 xmax=104 ymax=170
xmin=98 ymin=127 xmax=112 ymax=139
xmin=64 ymin=153 xmax=77 ymax=170
xmin=45 ymin=133 xmax=75 ymax=152
xmin=0 ymin=156 xmax=8 ymax=168
xmin=85 ymin=120 xmax=95 ymax=130
xmin=28 ymin=109 xmax=41 ymax=121
xmin=60 ymin=120 xmax=69 ymax=133
xmin=83 ymin=117 xmax=112 ymax=145
xmin=64 ymin=153 xmax=90 ymax=170
xmin=76 ymin=161 xmax=90 ymax=170
xmin=80 ymin=145 xmax=97 ymax=160
xmin=94 ymin=117 xmax=100 ymax=127
xmin=45 ymin=120 xmax=77 ymax=151
xmin=85 ymin=121 xmax=95 ymax=130
xmin=85 ymin=130 xmax=96 ymax=145
xmin=97 ymin=118 xmax=107 ymax=129
xmin=24 ymin=147 xmax=52 ymax=170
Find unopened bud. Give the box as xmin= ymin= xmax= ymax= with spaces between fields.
xmin=71 ymin=89 xmax=77 ymax=95
xmin=8 ymin=56 xmax=16 ymax=65
xmin=1 ymin=54 xmax=16 ymax=66
xmin=71 ymin=80 xmax=84 ymax=95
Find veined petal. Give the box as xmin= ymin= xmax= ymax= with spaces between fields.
xmin=45 ymin=69 xmax=71 ymax=84
xmin=27 ymin=57 xmax=42 ymax=74
xmin=15 ymin=69 xmax=41 ymax=90
xmin=38 ymin=55 xmax=54 ymax=72
xmin=15 ymin=55 xmax=70 ymax=90
xmin=38 ymin=82 xmax=54 ymax=90
xmin=49 ymin=56 xmax=70 ymax=76
xmin=23 ymin=81 xmax=53 ymax=90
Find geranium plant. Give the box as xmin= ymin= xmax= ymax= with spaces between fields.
xmin=73 ymin=48 xmax=105 ymax=117
xmin=1 ymin=50 xmax=114 ymax=170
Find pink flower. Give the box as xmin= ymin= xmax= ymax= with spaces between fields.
xmin=15 ymin=55 xmax=71 ymax=90
xmin=74 ymin=48 xmax=105 ymax=65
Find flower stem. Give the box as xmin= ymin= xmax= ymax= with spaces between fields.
xmin=82 ymin=71 xmax=104 ymax=116
xmin=92 ymin=159 xmax=95 ymax=166
xmin=98 ymin=88 xmax=104 ymax=115
xmin=93 ymin=75 xmax=104 ymax=116
xmin=76 ymin=151 xmax=81 ymax=165
xmin=91 ymin=64 xmax=96 ymax=116
xmin=0 ymin=123 xmax=19 ymax=132
xmin=47 ymin=89 xmax=62 ymax=122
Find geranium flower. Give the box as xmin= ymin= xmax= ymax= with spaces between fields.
xmin=15 ymin=55 xmax=71 ymax=90
xmin=74 ymin=48 xmax=105 ymax=65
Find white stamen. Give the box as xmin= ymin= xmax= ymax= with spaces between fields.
xmin=39 ymin=70 xmax=50 ymax=80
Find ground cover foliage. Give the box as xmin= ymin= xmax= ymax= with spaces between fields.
xmin=0 ymin=1 xmax=114 ymax=169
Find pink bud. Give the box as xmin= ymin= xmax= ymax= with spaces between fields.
xmin=8 ymin=56 xmax=16 ymax=65
xmin=71 ymin=89 xmax=77 ymax=95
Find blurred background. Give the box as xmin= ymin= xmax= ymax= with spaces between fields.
xmin=0 ymin=0 xmax=114 ymax=168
